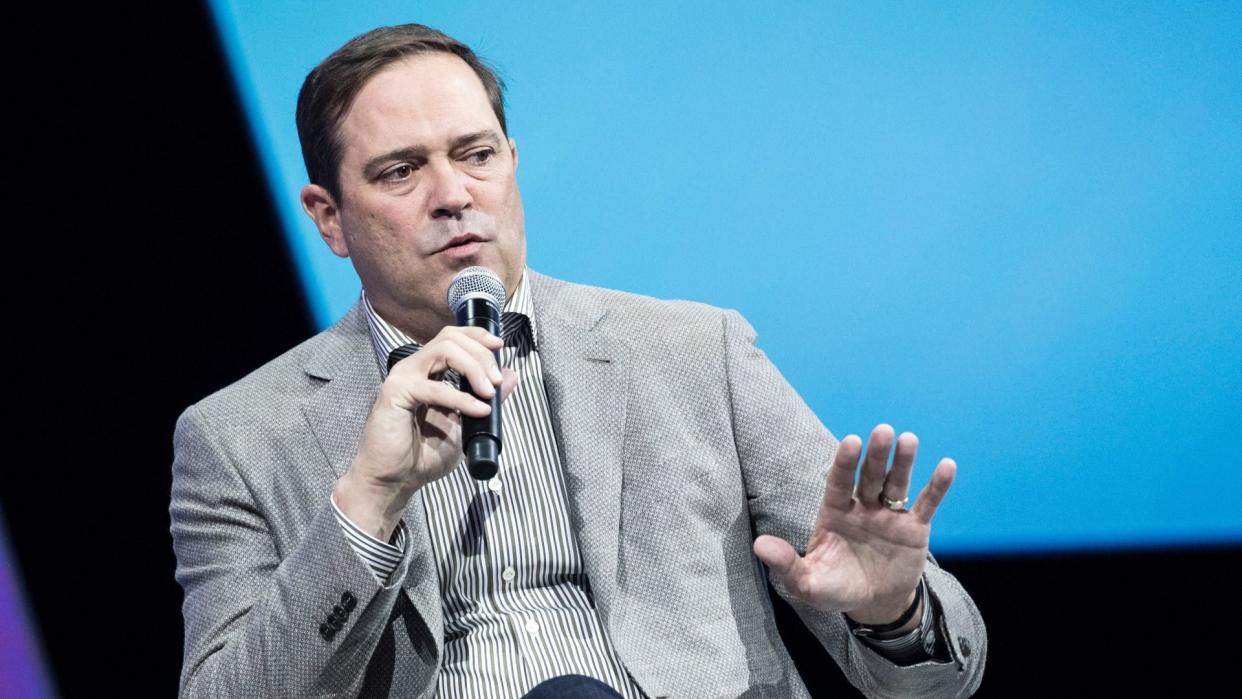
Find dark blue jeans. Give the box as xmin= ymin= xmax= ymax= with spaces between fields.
xmin=521 ymin=674 xmax=625 ymax=698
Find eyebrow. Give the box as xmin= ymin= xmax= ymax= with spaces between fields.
xmin=362 ymin=130 xmax=502 ymax=180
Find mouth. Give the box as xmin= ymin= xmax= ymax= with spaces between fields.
xmin=436 ymin=233 xmax=485 ymax=258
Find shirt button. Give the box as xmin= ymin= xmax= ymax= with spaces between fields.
xmin=502 ymin=566 xmax=515 ymax=582
xmin=525 ymin=619 xmax=539 ymax=635
xmin=488 ymin=478 xmax=503 ymax=493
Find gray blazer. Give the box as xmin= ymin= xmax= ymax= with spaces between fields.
xmin=171 ymin=270 xmax=986 ymax=698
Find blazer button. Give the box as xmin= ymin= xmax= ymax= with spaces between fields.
xmin=341 ymin=592 xmax=357 ymax=611
xmin=332 ymin=604 xmax=346 ymax=617
xmin=958 ymin=637 xmax=972 ymax=657
xmin=319 ymin=623 xmax=335 ymax=641
xmin=328 ymin=613 xmax=344 ymax=629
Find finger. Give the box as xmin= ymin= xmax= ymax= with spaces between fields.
xmin=912 ymin=457 xmax=957 ymax=524
xmin=411 ymin=337 xmax=497 ymax=399
xmin=824 ymin=435 xmax=863 ymax=509
xmin=451 ymin=325 xmax=505 ymax=351
xmin=752 ymin=535 xmax=805 ymax=587
xmin=498 ymin=367 xmax=520 ymax=402
xmin=440 ymin=329 xmax=505 ymax=385
xmin=417 ymin=404 xmax=462 ymax=442
xmin=394 ymin=375 xmax=492 ymax=417
xmin=856 ymin=424 xmax=895 ymax=505
xmin=882 ymin=431 xmax=918 ymax=502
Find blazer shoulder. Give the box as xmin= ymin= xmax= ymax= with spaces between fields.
xmin=534 ymin=271 xmax=738 ymax=339
xmin=183 ymin=302 xmax=369 ymax=427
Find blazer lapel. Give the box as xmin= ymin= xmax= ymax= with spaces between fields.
xmin=530 ymin=272 xmax=630 ymax=620
xmin=300 ymin=302 xmax=380 ymax=483
xmin=300 ymin=301 xmax=444 ymax=658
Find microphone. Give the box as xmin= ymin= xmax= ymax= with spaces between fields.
xmin=446 ymin=266 xmax=506 ymax=480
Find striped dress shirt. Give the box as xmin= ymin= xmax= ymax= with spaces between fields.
xmin=332 ymin=270 xmax=644 ymax=698
xmin=330 ymin=268 xmax=944 ymax=694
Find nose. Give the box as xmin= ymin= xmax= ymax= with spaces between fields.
xmin=427 ymin=159 xmax=472 ymax=221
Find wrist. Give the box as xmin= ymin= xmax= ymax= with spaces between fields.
xmin=332 ymin=471 xmax=414 ymax=541
xmin=845 ymin=582 xmax=923 ymax=632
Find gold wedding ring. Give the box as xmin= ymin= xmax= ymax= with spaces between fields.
xmin=880 ymin=494 xmax=908 ymax=511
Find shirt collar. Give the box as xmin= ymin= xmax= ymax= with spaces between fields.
xmin=362 ymin=268 xmax=536 ymax=378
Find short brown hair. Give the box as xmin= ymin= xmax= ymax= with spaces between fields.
xmin=295 ymin=24 xmax=507 ymax=201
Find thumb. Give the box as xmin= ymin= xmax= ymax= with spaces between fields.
xmin=498 ymin=367 xmax=520 ymax=402
xmin=753 ymin=534 xmax=802 ymax=583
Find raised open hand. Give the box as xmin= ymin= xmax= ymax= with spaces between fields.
xmin=753 ymin=424 xmax=956 ymax=624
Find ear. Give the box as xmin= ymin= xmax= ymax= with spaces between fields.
xmin=508 ymin=137 xmax=519 ymax=171
xmin=300 ymin=183 xmax=349 ymax=258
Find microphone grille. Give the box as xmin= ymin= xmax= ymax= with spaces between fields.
xmin=447 ymin=266 xmax=507 ymax=312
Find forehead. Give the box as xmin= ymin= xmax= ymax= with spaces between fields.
xmin=338 ymin=53 xmax=499 ymax=156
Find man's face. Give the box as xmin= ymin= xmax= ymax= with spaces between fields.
xmin=302 ymin=52 xmax=525 ymax=338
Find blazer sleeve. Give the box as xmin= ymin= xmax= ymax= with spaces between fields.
xmin=720 ymin=308 xmax=987 ymax=698
xmin=169 ymin=404 xmax=418 ymax=698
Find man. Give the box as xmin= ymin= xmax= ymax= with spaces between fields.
xmin=171 ymin=24 xmax=986 ymax=698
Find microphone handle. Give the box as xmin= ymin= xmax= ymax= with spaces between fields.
xmin=456 ymin=298 xmax=502 ymax=480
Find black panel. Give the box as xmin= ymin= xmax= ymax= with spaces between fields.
xmin=7 ymin=1 xmax=311 ymax=696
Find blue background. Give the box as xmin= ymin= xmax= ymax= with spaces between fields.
xmin=208 ymin=1 xmax=1241 ymax=554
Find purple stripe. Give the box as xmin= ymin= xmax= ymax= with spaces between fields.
xmin=0 ymin=511 xmax=57 ymax=698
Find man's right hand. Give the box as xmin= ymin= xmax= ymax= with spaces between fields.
xmin=332 ymin=326 xmax=519 ymax=540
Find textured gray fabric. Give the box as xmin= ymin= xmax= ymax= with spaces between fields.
xmin=170 ymin=270 xmax=987 ymax=698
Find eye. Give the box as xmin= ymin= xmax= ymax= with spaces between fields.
xmin=383 ymin=163 xmax=417 ymax=182
xmin=466 ymin=148 xmax=495 ymax=165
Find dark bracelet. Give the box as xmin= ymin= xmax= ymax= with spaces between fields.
xmin=845 ymin=579 xmax=924 ymax=638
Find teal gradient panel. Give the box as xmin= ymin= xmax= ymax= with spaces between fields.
xmin=208 ymin=1 xmax=1242 ymax=553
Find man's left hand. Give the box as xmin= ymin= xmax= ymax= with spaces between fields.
xmin=753 ymin=424 xmax=956 ymax=626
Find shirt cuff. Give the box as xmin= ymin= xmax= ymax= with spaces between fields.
xmin=853 ymin=577 xmax=950 ymax=665
xmin=330 ymin=493 xmax=408 ymax=584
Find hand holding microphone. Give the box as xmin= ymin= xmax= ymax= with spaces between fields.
xmin=333 ymin=266 xmax=515 ymax=539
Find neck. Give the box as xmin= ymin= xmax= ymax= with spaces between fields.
xmin=364 ymin=267 xmax=526 ymax=345
xmin=370 ymin=295 xmax=452 ymax=346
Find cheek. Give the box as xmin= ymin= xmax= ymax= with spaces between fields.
xmin=358 ymin=201 xmax=401 ymax=230
xmin=496 ymin=183 xmax=524 ymax=231
xmin=347 ymin=203 xmax=414 ymax=251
